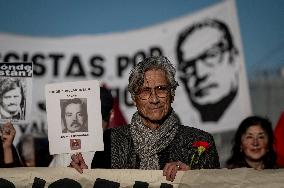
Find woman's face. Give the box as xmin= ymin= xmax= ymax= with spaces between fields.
xmin=134 ymin=69 xmax=172 ymax=129
xmin=241 ymin=125 xmax=269 ymax=162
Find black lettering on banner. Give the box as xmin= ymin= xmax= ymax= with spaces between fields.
xmin=32 ymin=177 xmax=46 ymax=188
xmin=48 ymin=178 xmax=82 ymax=188
xmin=0 ymin=178 xmax=16 ymax=188
xmin=116 ymin=47 xmax=164 ymax=78
xmin=0 ymin=177 xmax=174 ymax=187
xmin=133 ymin=181 xmax=149 ymax=188
xmin=0 ymin=47 xmax=163 ymax=79
xmin=49 ymin=53 xmax=64 ymax=77
xmin=22 ymin=52 xmax=29 ymax=62
xmin=18 ymin=121 xmax=47 ymax=135
xmin=18 ymin=124 xmax=29 ymax=134
xmin=30 ymin=123 xmax=41 ymax=134
xmin=31 ymin=120 xmax=47 ymax=135
xmin=65 ymin=55 xmax=86 ymax=77
xmin=150 ymin=46 xmax=163 ymax=56
xmin=32 ymin=53 xmax=46 ymax=76
xmin=39 ymin=120 xmax=48 ymax=134
xmin=3 ymin=52 xmax=20 ymax=62
xmin=132 ymin=51 xmax=146 ymax=66
xmin=117 ymin=51 xmax=145 ymax=78
xmin=160 ymin=183 xmax=174 ymax=188
xmin=117 ymin=56 xmax=130 ymax=77
xmin=93 ymin=178 xmax=120 ymax=188
xmin=89 ymin=55 xmax=105 ymax=77
xmin=109 ymin=87 xmax=135 ymax=108
xmin=110 ymin=87 xmax=120 ymax=100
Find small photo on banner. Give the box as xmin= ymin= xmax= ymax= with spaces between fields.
xmin=45 ymin=80 xmax=103 ymax=155
xmin=0 ymin=62 xmax=33 ymax=124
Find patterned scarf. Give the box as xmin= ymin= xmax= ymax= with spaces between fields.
xmin=130 ymin=109 xmax=179 ymax=169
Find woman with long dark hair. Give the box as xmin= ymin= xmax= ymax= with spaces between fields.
xmin=226 ymin=116 xmax=277 ymax=169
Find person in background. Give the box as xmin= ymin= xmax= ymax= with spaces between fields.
xmin=70 ymin=56 xmax=220 ymax=182
xmin=226 ymin=116 xmax=277 ymax=169
xmin=100 ymin=87 xmax=115 ymax=131
xmin=49 ymin=87 xmax=114 ymax=168
xmin=0 ymin=121 xmax=23 ymax=167
xmin=17 ymin=135 xmax=53 ymax=167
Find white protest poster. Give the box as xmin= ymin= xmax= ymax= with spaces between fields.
xmin=45 ymin=80 xmax=103 ymax=154
xmin=0 ymin=62 xmax=33 ymax=124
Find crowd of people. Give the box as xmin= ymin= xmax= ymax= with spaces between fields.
xmin=0 ymin=56 xmax=282 ymax=182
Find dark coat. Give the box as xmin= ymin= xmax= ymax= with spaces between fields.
xmin=92 ymin=124 xmax=220 ymax=169
xmin=0 ymin=140 xmax=22 ymax=168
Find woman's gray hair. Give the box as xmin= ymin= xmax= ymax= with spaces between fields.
xmin=128 ymin=56 xmax=179 ymax=100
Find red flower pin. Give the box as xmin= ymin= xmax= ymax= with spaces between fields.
xmin=192 ymin=141 xmax=210 ymax=150
xmin=190 ymin=141 xmax=210 ymax=168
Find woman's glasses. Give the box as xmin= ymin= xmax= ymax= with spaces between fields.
xmin=137 ymin=85 xmax=171 ymax=100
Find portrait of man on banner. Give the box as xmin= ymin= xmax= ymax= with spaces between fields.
xmin=176 ymin=18 xmax=239 ymax=122
xmin=60 ymin=98 xmax=88 ymax=133
xmin=0 ymin=77 xmax=26 ymax=120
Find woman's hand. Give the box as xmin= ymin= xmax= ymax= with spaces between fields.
xmin=163 ymin=161 xmax=189 ymax=182
xmin=69 ymin=153 xmax=88 ymax=173
xmin=1 ymin=121 xmax=16 ymax=164
xmin=1 ymin=121 xmax=16 ymax=149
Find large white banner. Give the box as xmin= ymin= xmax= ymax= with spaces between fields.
xmin=0 ymin=0 xmax=251 ymax=137
xmin=0 ymin=168 xmax=283 ymax=187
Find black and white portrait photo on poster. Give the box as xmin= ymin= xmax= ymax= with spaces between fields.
xmin=176 ymin=18 xmax=239 ymax=122
xmin=45 ymin=80 xmax=103 ymax=154
xmin=0 ymin=62 xmax=33 ymax=124
xmin=60 ymin=98 xmax=88 ymax=133
xmin=0 ymin=77 xmax=26 ymax=120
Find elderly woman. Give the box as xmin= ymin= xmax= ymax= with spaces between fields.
xmin=70 ymin=56 xmax=220 ymax=181
xmin=226 ymin=116 xmax=277 ymax=169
